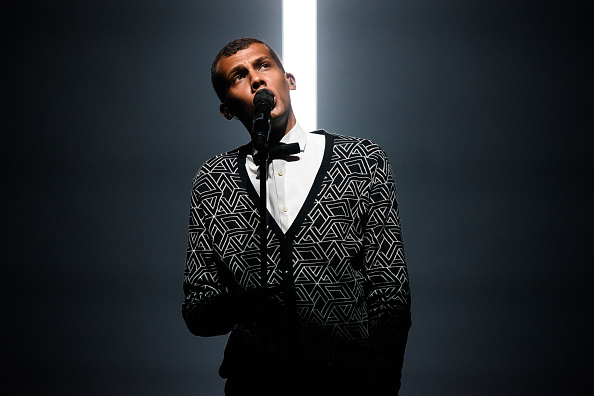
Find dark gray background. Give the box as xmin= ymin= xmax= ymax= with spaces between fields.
xmin=5 ymin=1 xmax=591 ymax=394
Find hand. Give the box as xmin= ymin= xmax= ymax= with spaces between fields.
xmin=229 ymin=286 xmax=285 ymax=333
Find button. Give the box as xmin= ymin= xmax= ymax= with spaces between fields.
xmin=283 ymin=207 xmax=288 ymax=212
xmin=278 ymin=170 xmax=284 ymax=176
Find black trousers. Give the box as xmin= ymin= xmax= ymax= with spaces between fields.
xmin=224 ymin=365 xmax=370 ymax=396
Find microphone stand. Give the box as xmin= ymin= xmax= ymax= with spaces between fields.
xmin=252 ymin=89 xmax=273 ymax=294
xmin=252 ymin=119 xmax=271 ymax=371
xmin=251 ymin=89 xmax=274 ymax=366
xmin=256 ymin=145 xmax=268 ymax=294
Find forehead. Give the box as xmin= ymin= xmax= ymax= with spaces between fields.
xmin=217 ymin=43 xmax=273 ymax=76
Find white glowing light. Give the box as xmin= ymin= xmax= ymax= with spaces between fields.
xmin=282 ymin=0 xmax=317 ymax=131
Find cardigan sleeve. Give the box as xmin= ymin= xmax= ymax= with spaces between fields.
xmin=363 ymin=145 xmax=412 ymax=392
xmin=181 ymin=170 xmax=236 ymax=337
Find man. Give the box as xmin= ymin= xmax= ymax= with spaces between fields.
xmin=182 ymin=37 xmax=411 ymax=395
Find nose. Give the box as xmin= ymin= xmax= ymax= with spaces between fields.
xmin=251 ymin=72 xmax=266 ymax=92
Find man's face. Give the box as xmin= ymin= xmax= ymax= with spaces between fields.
xmin=217 ymin=43 xmax=296 ymax=136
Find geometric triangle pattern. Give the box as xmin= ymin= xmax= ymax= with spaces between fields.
xmin=183 ymin=130 xmax=411 ymax=369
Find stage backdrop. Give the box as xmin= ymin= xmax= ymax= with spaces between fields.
xmin=5 ymin=1 xmax=590 ymax=394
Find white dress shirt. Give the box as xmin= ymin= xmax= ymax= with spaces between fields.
xmin=246 ymin=122 xmax=325 ymax=233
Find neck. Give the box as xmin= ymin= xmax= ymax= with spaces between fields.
xmin=268 ymin=111 xmax=296 ymax=144
xmin=242 ymin=109 xmax=296 ymax=144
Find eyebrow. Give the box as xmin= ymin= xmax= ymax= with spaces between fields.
xmin=226 ymin=56 xmax=272 ymax=80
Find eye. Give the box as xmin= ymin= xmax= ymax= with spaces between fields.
xmin=259 ymin=62 xmax=271 ymax=70
xmin=232 ymin=73 xmax=245 ymax=83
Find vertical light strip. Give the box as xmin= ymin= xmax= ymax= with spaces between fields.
xmin=282 ymin=0 xmax=317 ymax=131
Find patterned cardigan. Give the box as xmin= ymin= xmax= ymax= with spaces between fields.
xmin=183 ymin=131 xmax=411 ymax=381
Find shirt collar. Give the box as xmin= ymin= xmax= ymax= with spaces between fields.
xmin=279 ymin=121 xmax=307 ymax=152
xmin=246 ymin=121 xmax=308 ymax=174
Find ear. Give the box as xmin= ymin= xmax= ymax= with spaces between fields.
xmin=220 ymin=103 xmax=234 ymax=120
xmin=285 ymin=73 xmax=296 ymax=90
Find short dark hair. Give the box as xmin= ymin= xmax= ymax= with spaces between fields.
xmin=211 ymin=38 xmax=285 ymax=102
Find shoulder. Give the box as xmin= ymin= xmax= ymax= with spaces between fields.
xmin=192 ymin=143 xmax=250 ymax=186
xmin=318 ymin=130 xmax=388 ymax=161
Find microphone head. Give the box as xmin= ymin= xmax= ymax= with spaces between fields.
xmin=253 ymin=89 xmax=275 ymax=108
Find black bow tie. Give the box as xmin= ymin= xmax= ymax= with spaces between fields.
xmin=253 ymin=142 xmax=300 ymax=166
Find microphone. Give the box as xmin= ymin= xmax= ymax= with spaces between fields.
xmin=252 ymin=89 xmax=274 ymax=151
